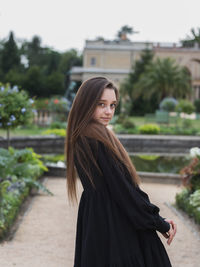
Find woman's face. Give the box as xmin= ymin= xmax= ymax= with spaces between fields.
xmin=93 ymin=88 xmax=117 ymax=126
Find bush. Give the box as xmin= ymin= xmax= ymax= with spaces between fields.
xmin=159 ymin=97 xmax=178 ymax=112
xmin=176 ymin=188 xmax=200 ymax=224
xmin=47 ymin=96 xmax=68 ymax=113
xmin=116 ymin=113 xmax=127 ymax=124
xmin=138 ymin=123 xmax=160 ymax=134
xmin=0 ymin=83 xmax=35 ymax=146
xmin=182 ymin=119 xmax=193 ymax=128
xmin=0 ymin=147 xmax=52 ymax=240
xmin=50 ymin=121 xmax=67 ymax=129
xmin=122 ymin=118 xmax=135 ymax=129
xmin=34 ymin=98 xmax=49 ymax=110
xmin=42 ymin=128 xmax=66 ymax=137
xmin=175 ymin=99 xmax=195 ymax=114
xmin=194 ymin=99 xmax=200 ymax=113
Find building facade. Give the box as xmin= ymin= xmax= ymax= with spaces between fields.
xmin=70 ymin=39 xmax=200 ymax=100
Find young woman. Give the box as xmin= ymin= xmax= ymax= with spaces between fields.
xmin=65 ymin=77 xmax=177 ymax=267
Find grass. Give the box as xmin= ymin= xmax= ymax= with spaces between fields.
xmin=0 ymin=125 xmax=49 ymax=138
xmin=1 ymin=116 xmax=200 ymax=138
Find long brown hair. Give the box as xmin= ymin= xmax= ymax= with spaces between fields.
xmin=65 ymin=77 xmax=140 ymax=204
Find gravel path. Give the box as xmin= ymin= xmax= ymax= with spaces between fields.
xmin=0 ymin=177 xmax=200 ymax=267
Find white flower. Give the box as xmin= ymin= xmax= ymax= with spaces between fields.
xmin=1 ymin=86 xmax=4 ymax=91
xmin=12 ymin=85 xmax=19 ymax=92
xmin=21 ymin=107 xmax=26 ymax=113
xmin=190 ymin=147 xmax=200 ymax=158
xmin=29 ymin=99 xmax=34 ymax=104
xmin=10 ymin=115 xmax=16 ymax=121
xmin=57 ymin=161 xmax=66 ymax=168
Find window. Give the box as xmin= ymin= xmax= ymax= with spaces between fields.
xmin=90 ymin=57 xmax=96 ymax=66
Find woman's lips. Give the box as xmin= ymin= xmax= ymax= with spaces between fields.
xmin=101 ymin=117 xmax=110 ymax=120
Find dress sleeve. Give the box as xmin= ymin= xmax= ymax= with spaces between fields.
xmin=96 ymin=140 xmax=170 ymax=234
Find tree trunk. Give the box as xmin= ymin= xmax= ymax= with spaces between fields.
xmin=6 ymin=128 xmax=10 ymax=149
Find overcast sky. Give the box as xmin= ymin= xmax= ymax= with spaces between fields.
xmin=0 ymin=0 xmax=199 ymax=53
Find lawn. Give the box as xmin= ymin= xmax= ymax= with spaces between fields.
xmin=0 ymin=116 xmax=200 ymax=138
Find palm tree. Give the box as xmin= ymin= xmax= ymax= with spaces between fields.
xmin=133 ymin=57 xmax=192 ymax=101
xmin=181 ymin=27 xmax=200 ymax=48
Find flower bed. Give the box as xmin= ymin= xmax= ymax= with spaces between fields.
xmin=175 ymin=147 xmax=200 ymax=225
xmin=0 ymin=147 xmax=53 ymax=241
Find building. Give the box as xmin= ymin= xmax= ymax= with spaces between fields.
xmin=70 ymin=39 xmax=200 ymax=100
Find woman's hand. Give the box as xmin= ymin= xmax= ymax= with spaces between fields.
xmin=161 ymin=219 xmax=177 ymax=245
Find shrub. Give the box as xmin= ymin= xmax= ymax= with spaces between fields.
xmin=116 ymin=113 xmax=127 ymax=124
xmin=122 ymin=118 xmax=135 ymax=129
xmin=42 ymin=128 xmax=66 ymax=137
xmin=47 ymin=96 xmax=68 ymax=113
xmin=175 ymin=99 xmax=195 ymax=114
xmin=194 ymin=99 xmax=200 ymax=113
xmin=138 ymin=124 xmax=160 ymax=134
xmin=50 ymin=121 xmax=67 ymax=129
xmin=0 ymin=83 xmax=35 ymax=147
xmin=34 ymin=98 xmax=49 ymax=110
xmin=159 ymin=97 xmax=178 ymax=112
xmin=182 ymin=119 xmax=193 ymax=129
xmin=0 ymin=147 xmax=52 ymax=240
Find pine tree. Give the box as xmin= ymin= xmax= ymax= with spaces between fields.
xmin=1 ymin=32 xmax=20 ymax=73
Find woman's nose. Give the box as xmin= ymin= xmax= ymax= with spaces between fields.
xmin=104 ymin=106 xmax=112 ymax=114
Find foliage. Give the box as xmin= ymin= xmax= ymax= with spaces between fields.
xmin=0 ymin=83 xmax=35 ymax=147
xmin=121 ymin=118 xmax=135 ymax=129
xmin=181 ymin=27 xmax=200 ymax=48
xmin=138 ymin=124 xmax=160 ymax=134
xmin=179 ymin=147 xmax=200 ymax=191
xmin=41 ymin=154 xmax=64 ymax=164
xmin=175 ymin=99 xmax=195 ymax=114
xmin=0 ymin=147 xmax=52 ymax=240
xmin=34 ymin=98 xmax=49 ymax=110
xmin=1 ymin=32 xmax=21 ymax=74
xmin=47 ymin=96 xmax=68 ymax=113
xmin=176 ymin=188 xmax=200 ymax=225
xmin=194 ymin=99 xmax=200 ymax=113
xmin=42 ymin=128 xmax=66 ymax=137
xmin=159 ymin=97 xmax=178 ymax=112
xmin=0 ymin=32 xmax=83 ymax=98
xmin=120 ymin=48 xmax=155 ymax=115
xmin=0 ymin=84 xmax=35 ymax=129
xmin=182 ymin=119 xmax=193 ymax=129
xmin=133 ymin=57 xmax=192 ymax=102
xmin=49 ymin=121 xmax=67 ymax=129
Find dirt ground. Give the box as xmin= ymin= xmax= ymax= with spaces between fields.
xmin=0 ymin=177 xmax=200 ymax=267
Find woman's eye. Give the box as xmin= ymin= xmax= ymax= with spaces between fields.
xmin=111 ymin=104 xmax=116 ymax=108
xmin=98 ymin=103 xmax=105 ymax=107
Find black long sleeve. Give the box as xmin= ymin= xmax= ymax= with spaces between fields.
xmin=94 ymin=140 xmax=170 ymax=234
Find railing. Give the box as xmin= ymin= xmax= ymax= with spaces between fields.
xmin=33 ymin=109 xmax=52 ymax=126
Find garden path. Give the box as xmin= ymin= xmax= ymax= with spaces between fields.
xmin=0 ymin=177 xmax=200 ymax=267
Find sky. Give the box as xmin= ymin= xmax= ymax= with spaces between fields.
xmin=0 ymin=0 xmax=200 ymax=53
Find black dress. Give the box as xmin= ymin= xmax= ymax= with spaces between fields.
xmin=73 ymin=137 xmax=172 ymax=267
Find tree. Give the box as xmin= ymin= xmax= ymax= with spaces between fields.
xmin=181 ymin=27 xmax=200 ymax=48
xmin=22 ymin=66 xmax=45 ymax=97
xmin=133 ymin=57 xmax=192 ymax=102
xmin=0 ymin=84 xmax=35 ymax=147
xmin=1 ymin=32 xmax=20 ymax=74
xmin=46 ymin=72 xmax=65 ymax=95
xmin=120 ymin=48 xmax=156 ymax=115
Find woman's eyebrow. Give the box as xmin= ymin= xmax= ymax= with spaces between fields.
xmin=99 ymin=99 xmax=117 ymax=102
